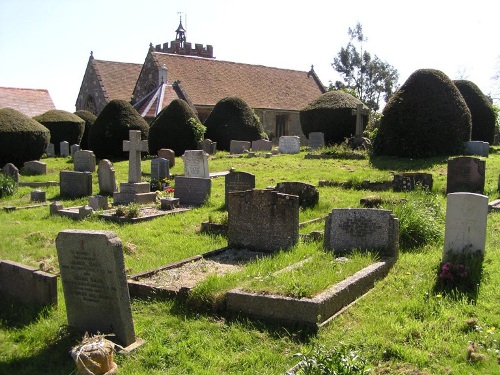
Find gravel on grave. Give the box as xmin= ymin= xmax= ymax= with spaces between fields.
xmin=136 ymin=248 xmax=267 ymax=289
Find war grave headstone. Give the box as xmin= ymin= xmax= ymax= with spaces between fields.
xmin=252 ymin=139 xmax=272 ymax=152
xmin=308 ymin=132 xmax=325 ymax=151
xmin=151 ymin=157 xmax=169 ymax=182
xmin=60 ymin=141 xmax=70 ymax=157
xmin=60 ymin=170 xmax=92 ymax=198
xmin=324 ymin=208 xmax=399 ymax=258
xmin=56 ymin=230 xmax=142 ymax=349
xmin=73 ymin=150 xmax=96 ymax=172
xmin=230 ymin=140 xmax=251 ymax=155
xmin=2 ymin=163 xmax=19 ymax=183
xmin=23 ymin=160 xmax=47 ymax=175
xmin=228 ymin=189 xmax=299 ymax=252
xmin=70 ymin=144 xmax=80 ymax=157
xmin=30 ymin=189 xmax=46 ymax=202
xmin=224 ymin=171 xmax=256 ymax=206
xmin=278 ymin=136 xmax=300 ymax=154
xmin=393 ymin=172 xmax=433 ymax=192
xmin=174 ymin=176 xmax=211 ymax=206
xmin=443 ymin=192 xmax=488 ymax=261
xmin=46 ymin=143 xmax=55 ymax=157
xmin=158 ymin=148 xmax=176 ymax=168
xmin=446 ymin=156 xmax=485 ymax=194
xmin=274 ymin=181 xmax=319 ymax=208
xmin=464 ymin=141 xmax=489 ymax=157
xmin=98 ymin=159 xmax=117 ymax=195
xmin=182 ymin=150 xmax=209 ymax=178
xmin=199 ymin=139 xmax=217 ymax=155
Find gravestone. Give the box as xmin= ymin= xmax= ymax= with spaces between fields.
xmin=88 ymin=195 xmax=108 ymax=210
xmin=464 ymin=141 xmax=489 ymax=157
xmin=352 ymin=104 xmax=369 ymax=136
xmin=56 ymin=230 xmax=137 ymax=347
xmin=199 ymin=139 xmax=217 ymax=155
xmin=230 ymin=140 xmax=251 ymax=155
xmin=30 ymin=189 xmax=46 ymax=202
xmin=73 ymin=150 xmax=96 ymax=172
xmin=324 ymin=208 xmax=399 ymax=258
xmin=228 ymin=189 xmax=299 ymax=252
xmin=308 ymin=132 xmax=325 ymax=151
xmin=60 ymin=141 xmax=69 ymax=157
xmin=150 ymin=157 xmax=170 ymax=182
xmin=182 ymin=150 xmax=209 ymax=178
xmin=124 ymin=130 xmax=147 ymax=183
xmin=60 ymin=171 xmax=92 ymax=198
xmin=98 ymin=159 xmax=117 ymax=195
xmin=46 ymin=143 xmax=55 ymax=157
xmin=2 ymin=163 xmax=19 ymax=183
xmin=393 ymin=172 xmax=433 ymax=192
xmin=278 ymin=136 xmax=300 ymax=154
xmin=443 ymin=193 xmax=488 ymax=260
xmin=252 ymin=139 xmax=273 ymax=152
xmin=173 ymin=176 xmax=211 ymax=206
xmin=225 ymin=171 xmax=256 ymax=206
xmin=70 ymin=144 xmax=80 ymax=157
xmin=23 ymin=160 xmax=47 ymax=175
xmin=274 ymin=181 xmax=319 ymax=208
xmin=158 ymin=149 xmax=175 ymax=168
xmin=446 ymin=156 xmax=485 ymax=194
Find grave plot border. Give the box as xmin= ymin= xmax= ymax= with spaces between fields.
xmin=19 ymin=181 xmax=59 ymax=187
xmin=99 ymin=207 xmax=190 ymax=224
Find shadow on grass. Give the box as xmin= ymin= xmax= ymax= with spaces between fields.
xmin=369 ymin=154 xmax=450 ymax=171
xmin=0 ymin=295 xmax=53 ymax=328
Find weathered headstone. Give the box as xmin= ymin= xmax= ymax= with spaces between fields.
xmin=88 ymin=195 xmax=108 ymax=210
xmin=30 ymin=189 xmax=46 ymax=202
xmin=443 ymin=193 xmax=488 ymax=260
xmin=70 ymin=144 xmax=80 ymax=157
xmin=173 ymin=176 xmax=211 ymax=206
xmin=23 ymin=160 xmax=47 ymax=175
xmin=308 ymin=132 xmax=325 ymax=151
xmin=278 ymin=136 xmax=300 ymax=154
xmin=158 ymin=149 xmax=175 ymax=168
xmin=56 ymin=230 xmax=137 ymax=347
xmin=324 ymin=208 xmax=399 ymax=258
xmin=98 ymin=159 xmax=117 ymax=195
xmin=393 ymin=172 xmax=433 ymax=192
xmin=274 ymin=181 xmax=319 ymax=208
xmin=2 ymin=163 xmax=19 ymax=183
xmin=60 ymin=171 xmax=92 ymax=198
xmin=446 ymin=156 xmax=485 ymax=194
xmin=150 ymin=157 xmax=170 ymax=181
xmin=225 ymin=171 xmax=256 ymax=206
xmin=228 ymin=189 xmax=299 ymax=252
xmin=60 ymin=141 xmax=70 ymax=157
xmin=199 ymin=139 xmax=217 ymax=155
xmin=46 ymin=143 xmax=55 ymax=157
xmin=182 ymin=150 xmax=209 ymax=178
xmin=464 ymin=141 xmax=489 ymax=157
xmin=351 ymin=103 xmax=369 ymax=136
xmin=230 ymin=140 xmax=251 ymax=155
xmin=252 ymin=139 xmax=273 ymax=152
xmin=123 ymin=130 xmax=148 ymax=183
xmin=73 ymin=150 xmax=96 ymax=172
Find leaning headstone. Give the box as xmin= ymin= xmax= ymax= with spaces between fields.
xmin=174 ymin=176 xmax=211 ymax=206
xmin=443 ymin=193 xmax=488 ymax=260
xmin=278 ymin=136 xmax=300 ymax=154
xmin=324 ymin=208 xmax=399 ymax=258
xmin=23 ymin=160 xmax=47 ymax=175
xmin=230 ymin=140 xmax=251 ymax=155
xmin=56 ymin=230 xmax=138 ymax=347
xmin=228 ymin=189 xmax=299 ymax=252
xmin=2 ymin=163 xmax=19 ymax=183
xmin=225 ymin=171 xmax=256 ymax=206
xmin=73 ymin=150 xmax=96 ymax=172
xmin=274 ymin=181 xmax=319 ymax=208
xmin=60 ymin=171 xmax=92 ymax=198
xmin=393 ymin=172 xmax=433 ymax=192
xmin=46 ymin=143 xmax=55 ymax=157
xmin=252 ymin=139 xmax=273 ymax=152
xmin=308 ymin=132 xmax=325 ymax=151
xmin=98 ymin=159 xmax=117 ymax=195
xmin=158 ymin=149 xmax=175 ymax=168
xmin=88 ymin=195 xmax=108 ymax=210
xmin=70 ymin=144 xmax=80 ymax=157
xmin=150 ymin=157 xmax=170 ymax=182
xmin=446 ymin=156 xmax=485 ymax=194
xmin=30 ymin=189 xmax=46 ymax=202
xmin=464 ymin=141 xmax=489 ymax=157
xmin=199 ymin=139 xmax=217 ymax=155
xmin=60 ymin=141 xmax=70 ymax=157
xmin=182 ymin=150 xmax=209 ymax=178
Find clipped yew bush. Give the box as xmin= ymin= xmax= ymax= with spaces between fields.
xmin=148 ymin=99 xmax=205 ymax=156
xmin=204 ymin=97 xmax=263 ymax=151
xmin=0 ymin=108 xmax=50 ymax=168
xmin=300 ymin=90 xmax=368 ymax=145
xmin=453 ymin=80 xmax=495 ymax=144
xmin=374 ymin=69 xmax=471 ymax=157
xmin=88 ymin=100 xmax=149 ymax=159
xmin=33 ymin=109 xmax=85 ymax=155
xmin=74 ymin=110 xmax=97 ymax=150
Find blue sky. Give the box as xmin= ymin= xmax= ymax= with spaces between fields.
xmin=1 ymin=0 xmax=498 ymax=112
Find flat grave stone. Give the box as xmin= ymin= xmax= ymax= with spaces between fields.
xmin=98 ymin=159 xmax=117 ymax=196
xmin=230 ymin=140 xmax=251 ymax=155
xmin=182 ymin=150 xmax=209 ymax=178
xmin=151 ymin=157 xmax=169 ymax=182
xmin=308 ymin=132 xmax=325 ymax=151
xmin=60 ymin=141 xmax=69 ymax=157
xmin=252 ymin=139 xmax=272 ymax=152
xmin=446 ymin=156 xmax=485 ymax=194
xmin=174 ymin=176 xmax=211 ymax=206
xmin=393 ymin=172 xmax=433 ymax=192
xmin=278 ymin=136 xmax=300 ymax=154
xmin=23 ymin=160 xmax=47 ymax=175
xmin=73 ymin=150 xmax=96 ymax=172
xmin=60 ymin=171 xmax=92 ymax=198
xmin=274 ymin=181 xmax=319 ymax=208
xmin=225 ymin=171 xmax=256 ymax=206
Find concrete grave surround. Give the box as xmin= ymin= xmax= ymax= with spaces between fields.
xmin=56 ymin=230 xmax=137 ymax=347
xmin=274 ymin=181 xmax=319 ymax=208
xmin=73 ymin=150 xmax=96 ymax=172
xmin=464 ymin=141 xmax=489 ymax=157
xmin=70 ymin=144 xmax=80 ymax=157
xmin=446 ymin=156 xmax=485 ymax=194
xmin=278 ymin=136 xmax=300 ymax=154
xmin=2 ymin=163 xmax=19 ymax=183
xmin=228 ymin=189 xmax=299 ymax=252
xmin=252 ymin=139 xmax=273 ymax=152
xmin=150 ymin=157 xmax=170 ymax=181
xmin=181 ymin=150 xmax=209 ymax=178
xmin=59 ymin=170 xmax=92 ymax=198
xmin=46 ymin=143 xmax=55 ymax=157
xmin=157 ymin=149 xmax=175 ymax=168
xmin=60 ymin=141 xmax=69 ymax=157
xmin=324 ymin=208 xmax=399 ymax=258
xmin=230 ymin=140 xmax=251 ymax=155
xmin=443 ymin=192 xmax=488 ymax=259
xmin=393 ymin=172 xmax=433 ymax=192
xmin=199 ymin=139 xmax=217 ymax=155
xmin=174 ymin=176 xmax=211 ymax=206
xmin=98 ymin=159 xmax=117 ymax=195
xmin=23 ymin=160 xmax=47 ymax=175
xmin=225 ymin=171 xmax=256 ymax=206
xmin=308 ymin=132 xmax=325 ymax=150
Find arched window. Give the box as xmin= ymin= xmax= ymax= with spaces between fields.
xmin=84 ymin=95 xmax=97 ymax=115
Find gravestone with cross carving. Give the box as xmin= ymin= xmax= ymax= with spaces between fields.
xmin=352 ymin=104 xmax=369 ymax=137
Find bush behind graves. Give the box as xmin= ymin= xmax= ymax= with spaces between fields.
xmin=0 ymin=108 xmax=50 ymax=168
xmin=74 ymin=110 xmax=97 ymax=150
xmin=0 ymin=174 xmax=17 ymax=197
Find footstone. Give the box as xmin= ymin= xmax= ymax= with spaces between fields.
xmin=446 ymin=157 xmax=485 ymax=194
xmin=174 ymin=176 xmax=211 ymax=206
xmin=59 ymin=171 xmax=92 ymax=198
xmin=30 ymin=189 xmax=46 ymax=202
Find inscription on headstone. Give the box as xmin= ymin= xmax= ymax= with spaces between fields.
xmin=278 ymin=136 xmax=300 ymax=154
xmin=446 ymin=157 xmax=485 ymax=194
xmin=225 ymin=171 xmax=256 ymax=206
xmin=182 ymin=150 xmax=209 ymax=178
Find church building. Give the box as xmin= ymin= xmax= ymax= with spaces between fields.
xmin=76 ymin=20 xmax=326 ymax=142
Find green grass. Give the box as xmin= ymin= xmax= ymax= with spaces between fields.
xmin=1 ymin=150 xmax=500 ymax=374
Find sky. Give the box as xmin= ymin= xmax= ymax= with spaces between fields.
xmin=1 ymin=0 xmax=499 ymax=112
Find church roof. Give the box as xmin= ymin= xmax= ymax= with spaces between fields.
xmin=0 ymin=87 xmax=55 ymax=116
xmin=92 ymin=59 xmax=142 ymax=102
xmin=134 ymin=83 xmax=181 ymax=118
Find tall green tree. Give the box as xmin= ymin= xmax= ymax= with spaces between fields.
xmin=331 ymin=23 xmax=399 ymax=112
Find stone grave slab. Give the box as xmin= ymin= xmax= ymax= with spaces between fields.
xmin=274 ymin=181 xmax=319 ymax=208
xmin=252 ymin=139 xmax=272 ymax=152
xmin=98 ymin=159 xmax=117 ymax=195
xmin=393 ymin=172 xmax=433 ymax=192
xmin=60 ymin=141 xmax=69 ymax=157
xmin=446 ymin=156 xmax=485 ymax=194
xmin=73 ymin=150 xmax=96 ymax=172
xmin=224 ymin=171 xmax=256 ymax=206
xmin=230 ymin=140 xmax=251 ymax=155
xmin=23 ymin=160 xmax=47 ymax=175
xmin=60 ymin=171 xmax=92 ymax=198
xmin=182 ymin=150 xmax=209 ymax=178
xmin=174 ymin=176 xmax=211 ymax=206
xmin=308 ymin=132 xmax=325 ymax=151
xmin=278 ymin=136 xmax=300 ymax=154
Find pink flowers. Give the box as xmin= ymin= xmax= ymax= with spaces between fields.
xmin=439 ymin=262 xmax=469 ymax=282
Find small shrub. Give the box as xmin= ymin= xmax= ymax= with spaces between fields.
xmin=0 ymin=174 xmax=17 ymax=198
xmin=436 ymin=249 xmax=484 ymax=293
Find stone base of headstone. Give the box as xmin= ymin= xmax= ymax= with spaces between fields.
xmin=30 ymin=189 xmax=46 ymax=202
xmin=160 ymin=197 xmax=180 ymax=210
xmin=113 ymin=182 xmax=156 ymax=206
xmin=89 ymin=195 xmax=109 ymax=210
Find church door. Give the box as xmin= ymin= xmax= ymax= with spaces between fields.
xmin=275 ymin=114 xmax=289 ymax=138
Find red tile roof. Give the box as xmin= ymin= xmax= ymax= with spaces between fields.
xmin=92 ymin=59 xmax=142 ymax=102
xmin=0 ymin=87 xmax=55 ymax=116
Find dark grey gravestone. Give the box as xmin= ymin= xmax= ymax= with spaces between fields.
xmin=151 ymin=157 xmax=170 ymax=181
xmin=308 ymin=132 xmax=325 ymax=150
xmin=464 ymin=141 xmax=489 ymax=157
xmin=60 ymin=170 xmax=92 ymax=198
xmin=174 ymin=176 xmax=211 ymax=206
xmin=225 ymin=171 xmax=256 ymax=206
xmin=199 ymin=139 xmax=217 ymax=155
xmin=70 ymin=144 xmax=80 ymax=157
xmin=230 ymin=140 xmax=251 ymax=155
xmin=158 ymin=149 xmax=176 ymax=169
xmin=56 ymin=230 xmax=136 ymax=347
xmin=60 ymin=141 xmax=70 ymax=157
xmin=23 ymin=160 xmax=47 ymax=175
xmin=46 ymin=143 xmax=55 ymax=157
xmin=251 ymin=139 xmax=272 ymax=152
xmin=228 ymin=189 xmax=299 ymax=252
xmin=2 ymin=163 xmax=19 ymax=183
xmin=30 ymin=189 xmax=46 ymax=202
xmin=324 ymin=208 xmax=399 ymax=258
xmin=97 ymin=159 xmax=117 ymax=196
xmin=274 ymin=181 xmax=319 ymax=208
xmin=73 ymin=150 xmax=96 ymax=172
xmin=446 ymin=156 xmax=485 ymax=194
xmin=393 ymin=172 xmax=433 ymax=192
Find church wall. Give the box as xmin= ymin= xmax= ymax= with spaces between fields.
xmin=256 ymin=110 xmax=307 ymax=145
xmin=75 ymin=62 xmax=108 ymax=115
xmin=132 ymin=53 xmax=158 ymax=104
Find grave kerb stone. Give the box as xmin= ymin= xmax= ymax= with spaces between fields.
xmin=123 ymin=130 xmax=148 ymax=183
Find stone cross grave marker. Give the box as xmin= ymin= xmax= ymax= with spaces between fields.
xmin=278 ymin=136 xmax=300 ymax=154
xmin=182 ymin=150 xmax=209 ymax=178
xmin=56 ymin=230 xmax=138 ymax=347
xmin=73 ymin=150 xmax=96 ymax=172
xmin=225 ymin=171 xmax=256 ymax=206
xmin=351 ymin=104 xmax=369 ymax=136
xmin=150 ymin=157 xmax=169 ymax=182
xmin=446 ymin=156 xmax=485 ymax=194
xmin=60 ymin=141 xmax=69 ymax=157
xmin=98 ymin=159 xmax=117 ymax=195
xmin=123 ymin=130 xmax=148 ymax=183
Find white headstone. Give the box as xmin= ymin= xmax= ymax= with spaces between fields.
xmin=123 ymin=130 xmax=148 ymax=183
xmin=181 ymin=150 xmax=209 ymax=178
xmin=98 ymin=159 xmax=117 ymax=195
xmin=278 ymin=136 xmax=300 ymax=154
